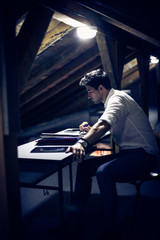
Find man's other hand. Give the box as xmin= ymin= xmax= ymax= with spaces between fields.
xmin=66 ymin=143 xmax=85 ymax=163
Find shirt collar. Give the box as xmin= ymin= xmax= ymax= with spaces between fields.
xmin=104 ymin=88 xmax=115 ymax=109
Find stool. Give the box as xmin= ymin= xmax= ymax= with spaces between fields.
xmin=130 ymin=171 xmax=160 ymax=237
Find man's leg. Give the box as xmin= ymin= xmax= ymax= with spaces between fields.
xmin=66 ymin=153 xmax=120 ymax=234
xmin=73 ymin=153 xmax=121 ymax=208
xmin=96 ymin=149 xmax=157 ymax=235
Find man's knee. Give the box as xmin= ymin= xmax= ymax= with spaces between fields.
xmin=96 ymin=163 xmax=110 ymax=180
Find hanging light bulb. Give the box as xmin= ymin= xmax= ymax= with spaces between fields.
xmin=77 ymin=26 xmax=97 ymax=39
xmin=150 ymin=55 xmax=159 ymax=64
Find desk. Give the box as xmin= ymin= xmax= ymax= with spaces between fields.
xmin=18 ymin=128 xmax=111 ymax=222
xmin=18 ymin=140 xmax=73 ymax=222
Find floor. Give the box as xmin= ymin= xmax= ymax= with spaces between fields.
xmin=20 ymin=160 xmax=160 ymax=240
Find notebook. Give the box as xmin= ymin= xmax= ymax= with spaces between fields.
xmin=31 ymin=146 xmax=68 ymax=153
xmin=36 ymin=135 xmax=79 ymax=145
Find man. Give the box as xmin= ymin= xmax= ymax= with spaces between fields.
xmin=66 ymin=69 xmax=158 ymax=239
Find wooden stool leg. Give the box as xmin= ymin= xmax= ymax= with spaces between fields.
xmin=130 ymin=181 xmax=143 ymax=238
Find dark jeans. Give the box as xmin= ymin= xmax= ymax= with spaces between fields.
xmin=73 ymin=148 xmax=157 ymax=230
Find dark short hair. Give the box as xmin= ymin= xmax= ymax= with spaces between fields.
xmin=79 ymin=69 xmax=111 ymax=90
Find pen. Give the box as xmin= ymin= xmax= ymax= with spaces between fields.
xmin=79 ymin=124 xmax=88 ymax=134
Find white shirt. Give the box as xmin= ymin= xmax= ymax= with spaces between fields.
xmin=99 ymin=88 xmax=159 ymax=155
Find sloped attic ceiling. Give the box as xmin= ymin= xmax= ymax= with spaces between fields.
xmin=13 ymin=0 xmax=160 ymax=129
xmin=18 ymin=16 xmax=101 ymax=128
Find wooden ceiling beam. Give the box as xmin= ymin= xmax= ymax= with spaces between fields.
xmin=51 ymin=0 xmax=160 ymax=52
xmin=96 ymin=31 xmax=117 ymax=89
xmin=96 ymin=31 xmax=126 ymax=89
xmin=16 ymin=5 xmax=53 ymax=93
xmin=107 ymin=37 xmax=126 ymax=89
xmin=78 ymin=0 xmax=160 ymax=49
xmin=39 ymin=0 xmax=90 ymax=26
xmin=137 ymin=51 xmax=150 ymax=116
xmin=0 ymin=4 xmax=21 ymax=239
xmin=37 ymin=21 xmax=74 ymax=55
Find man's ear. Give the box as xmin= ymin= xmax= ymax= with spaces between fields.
xmin=98 ymin=85 xmax=103 ymax=92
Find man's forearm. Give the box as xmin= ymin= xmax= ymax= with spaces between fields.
xmin=83 ymin=120 xmax=110 ymax=146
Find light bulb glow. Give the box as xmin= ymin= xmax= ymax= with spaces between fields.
xmin=77 ymin=26 xmax=97 ymax=39
xmin=150 ymin=55 xmax=159 ymax=64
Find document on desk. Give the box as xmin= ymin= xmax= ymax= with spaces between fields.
xmin=36 ymin=128 xmax=85 ymax=147
xmin=41 ymin=128 xmax=81 ymax=137
xmin=36 ymin=136 xmax=79 ymax=146
xmin=31 ymin=146 xmax=68 ymax=153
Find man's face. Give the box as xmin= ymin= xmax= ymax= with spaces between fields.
xmin=86 ymin=85 xmax=102 ymax=104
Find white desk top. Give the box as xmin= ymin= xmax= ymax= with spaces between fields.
xmin=18 ymin=140 xmax=72 ymax=162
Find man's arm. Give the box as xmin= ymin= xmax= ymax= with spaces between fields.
xmin=66 ymin=120 xmax=110 ymax=162
xmin=83 ymin=120 xmax=110 ymax=145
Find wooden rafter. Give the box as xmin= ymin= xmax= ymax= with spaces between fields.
xmin=78 ymin=0 xmax=160 ymax=49
xmin=137 ymin=51 xmax=150 ymax=116
xmin=16 ymin=5 xmax=53 ymax=93
xmin=96 ymin=31 xmax=126 ymax=89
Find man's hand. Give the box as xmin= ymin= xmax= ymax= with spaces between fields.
xmin=79 ymin=122 xmax=91 ymax=132
xmin=66 ymin=143 xmax=85 ymax=163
